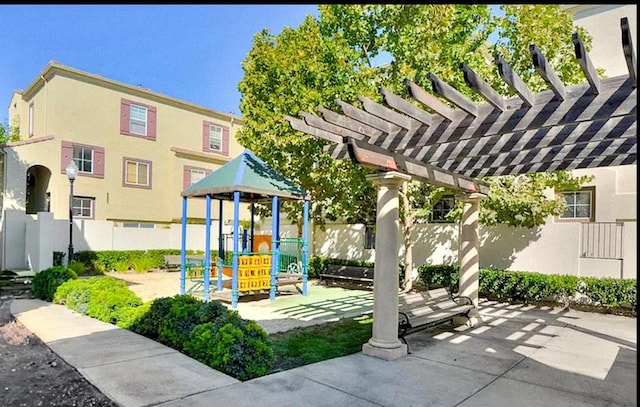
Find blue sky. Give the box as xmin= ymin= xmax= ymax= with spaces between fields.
xmin=0 ymin=5 xmax=320 ymax=122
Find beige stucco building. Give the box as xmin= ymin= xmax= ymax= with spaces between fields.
xmin=1 ymin=61 xmax=248 ymax=270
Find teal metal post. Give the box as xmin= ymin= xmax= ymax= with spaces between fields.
xmin=250 ymin=202 xmax=255 ymax=252
xmin=180 ymin=196 xmax=187 ymax=295
xmin=217 ymin=199 xmax=223 ymax=292
xmin=270 ymin=196 xmax=278 ymax=300
xmin=204 ymin=194 xmax=212 ymax=301
xmin=302 ymin=199 xmax=310 ymax=296
xmin=232 ymin=191 xmax=240 ymax=308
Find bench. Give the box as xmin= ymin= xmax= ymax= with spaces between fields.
xmin=163 ymin=255 xmax=206 ymax=272
xmin=398 ymin=287 xmax=474 ymax=353
xmin=319 ymin=264 xmax=374 ymax=287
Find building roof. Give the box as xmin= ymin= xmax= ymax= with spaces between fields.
xmin=181 ymin=150 xmax=306 ymax=202
xmin=20 ymin=61 xmax=242 ymax=124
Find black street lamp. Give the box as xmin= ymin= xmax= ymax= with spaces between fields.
xmin=65 ymin=160 xmax=78 ymax=263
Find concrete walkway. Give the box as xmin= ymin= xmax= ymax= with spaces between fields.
xmin=11 ymin=298 xmax=636 ymax=407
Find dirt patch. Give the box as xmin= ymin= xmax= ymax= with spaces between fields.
xmin=0 ymin=282 xmax=117 ymax=407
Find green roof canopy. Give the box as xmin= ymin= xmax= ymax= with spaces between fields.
xmin=181 ymin=150 xmax=306 ymax=202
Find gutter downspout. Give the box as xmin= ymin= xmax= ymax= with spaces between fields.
xmin=0 ymin=146 xmax=6 ymax=270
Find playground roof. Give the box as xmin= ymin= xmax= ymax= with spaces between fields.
xmin=181 ymin=150 xmax=307 ymax=202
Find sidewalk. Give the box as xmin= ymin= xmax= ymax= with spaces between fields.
xmin=12 ymin=298 xmax=637 ymax=407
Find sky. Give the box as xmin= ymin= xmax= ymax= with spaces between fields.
xmin=0 ymin=5 xmax=320 ymax=123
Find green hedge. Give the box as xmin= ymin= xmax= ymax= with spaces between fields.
xmin=32 ymin=266 xmax=78 ymax=302
xmin=417 ymin=264 xmax=637 ymax=312
xmin=73 ymin=249 xmax=215 ymax=272
xmin=53 ymin=276 xmax=144 ymax=326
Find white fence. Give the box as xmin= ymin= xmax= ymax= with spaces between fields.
xmin=4 ymin=211 xmax=637 ymax=279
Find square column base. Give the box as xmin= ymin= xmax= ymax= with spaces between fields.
xmin=362 ymin=342 xmax=408 ymax=361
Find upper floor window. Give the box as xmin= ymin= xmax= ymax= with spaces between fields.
xmin=73 ymin=145 xmax=93 ymax=173
xmin=129 ymin=104 xmax=148 ymax=135
xmin=123 ymin=157 xmax=152 ymax=189
xmin=120 ymin=99 xmax=156 ymax=140
xmin=202 ymin=120 xmax=229 ymax=156
xmin=208 ymin=124 xmax=223 ymax=152
xmin=430 ymin=195 xmax=455 ymax=223
xmin=60 ymin=141 xmax=105 ymax=179
xmin=72 ymin=196 xmax=94 ymax=219
xmin=559 ymin=187 xmax=595 ymax=222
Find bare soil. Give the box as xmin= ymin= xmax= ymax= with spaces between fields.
xmin=0 ymin=281 xmax=117 ymax=407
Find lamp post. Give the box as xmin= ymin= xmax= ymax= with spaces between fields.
xmin=65 ymin=160 xmax=78 ymax=264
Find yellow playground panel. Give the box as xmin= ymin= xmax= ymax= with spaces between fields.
xmin=237 ymin=254 xmax=272 ymax=292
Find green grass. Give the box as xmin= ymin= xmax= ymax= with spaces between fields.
xmin=268 ymin=314 xmax=373 ymax=372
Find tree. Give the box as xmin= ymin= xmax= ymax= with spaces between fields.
xmin=237 ymin=16 xmax=379 ymax=236
xmin=239 ymin=5 xmax=594 ymax=289
xmin=0 ymin=119 xmax=20 ymax=144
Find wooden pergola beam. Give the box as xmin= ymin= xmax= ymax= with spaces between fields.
xmin=437 ymin=136 xmax=637 ymax=174
xmin=530 ymin=44 xmax=566 ymax=101
xmin=621 ymin=17 xmax=637 ymax=87
xmin=337 ymin=99 xmax=403 ymax=136
xmin=427 ymin=73 xmax=479 ymax=117
xmin=379 ymin=87 xmax=433 ymax=126
xmin=347 ymin=138 xmax=490 ymax=194
xmin=318 ymin=106 xmax=382 ymax=140
xmin=285 ymin=115 xmax=344 ymax=144
xmin=495 ymin=54 xmax=536 ymax=107
xmin=470 ymin=152 xmax=636 ymax=178
xmin=405 ymin=78 xmax=457 ymax=121
xmin=461 ymin=63 xmax=506 ymax=111
xmin=299 ymin=111 xmax=366 ymax=141
xmin=573 ymin=33 xmax=601 ymax=94
xmin=358 ymin=95 xmax=421 ymax=130
xmin=416 ymin=114 xmax=637 ymax=168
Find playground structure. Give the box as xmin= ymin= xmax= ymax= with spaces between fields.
xmin=179 ymin=150 xmax=310 ymax=308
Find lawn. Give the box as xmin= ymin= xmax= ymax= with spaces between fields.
xmin=268 ymin=314 xmax=373 ymax=373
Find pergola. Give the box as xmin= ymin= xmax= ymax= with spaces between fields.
xmin=286 ymin=18 xmax=636 ymax=360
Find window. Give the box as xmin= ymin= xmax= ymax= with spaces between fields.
xmin=129 ymin=104 xmax=148 ymax=135
xmin=559 ymin=187 xmax=595 ymax=221
xmin=123 ymin=157 xmax=152 ymax=189
xmin=120 ymin=99 xmax=156 ymax=140
xmin=202 ymin=120 xmax=229 ymax=155
xmin=28 ymin=103 xmax=34 ymax=137
xmin=430 ymin=196 xmax=455 ymax=222
xmin=73 ymin=145 xmax=93 ymax=173
xmin=208 ymin=124 xmax=223 ymax=151
xmin=183 ymin=166 xmax=212 ymax=189
xmin=190 ymin=169 xmax=206 ymax=186
xmin=72 ymin=196 xmax=94 ymax=219
xmin=60 ymin=141 xmax=105 ymax=178
xmin=123 ymin=222 xmax=155 ymax=229
xmin=364 ymin=225 xmax=375 ymax=249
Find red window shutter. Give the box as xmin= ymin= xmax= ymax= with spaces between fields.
xmin=222 ymin=125 xmax=229 ymax=156
xmin=60 ymin=141 xmax=73 ymax=173
xmin=183 ymin=166 xmax=191 ymax=190
xmin=120 ymin=99 xmax=131 ymax=134
xmin=147 ymin=106 xmax=157 ymax=140
xmin=202 ymin=121 xmax=210 ymax=152
xmin=94 ymin=146 xmax=105 ymax=178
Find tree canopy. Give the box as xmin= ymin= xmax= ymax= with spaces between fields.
xmin=237 ymin=5 xmax=595 ymax=231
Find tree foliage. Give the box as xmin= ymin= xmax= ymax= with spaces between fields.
xmin=238 ymin=5 xmax=596 ymax=238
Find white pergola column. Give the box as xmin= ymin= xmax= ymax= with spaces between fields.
xmin=362 ymin=171 xmax=411 ymax=361
xmin=455 ymin=192 xmax=486 ymax=326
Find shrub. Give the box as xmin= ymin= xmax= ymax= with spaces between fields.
xmin=117 ymin=302 xmax=152 ymax=329
xmin=184 ymin=311 xmax=274 ymax=380
xmin=113 ymin=260 xmax=130 ymax=273
xmin=67 ymin=260 xmax=88 ymax=276
xmin=32 ymin=266 xmax=77 ymax=302
xmin=53 ymin=276 xmax=143 ymax=324
xmin=131 ymin=256 xmax=156 ymax=273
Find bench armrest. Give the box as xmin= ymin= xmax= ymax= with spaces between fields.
xmin=451 ymin=294 xmax=473 ymax=306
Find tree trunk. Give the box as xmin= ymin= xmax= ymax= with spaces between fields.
xmin=401 ymin=183 xmax=416 ymax=293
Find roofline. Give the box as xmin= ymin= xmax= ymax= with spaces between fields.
xmin=20 ymin=61 xmax=243 ymax=124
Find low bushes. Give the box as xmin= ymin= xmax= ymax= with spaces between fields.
xmin=130 ymin=295 xmax=274 ymax=380
xmin=32 ymin=266 xmax=77 ymax=302
xmin=72 ymin=249 xmax=215 ymax=273
xmin=417 ymin=263 xmax=637 ymax=313
xmin=53 ymin=276 xmax=144 ymax=326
